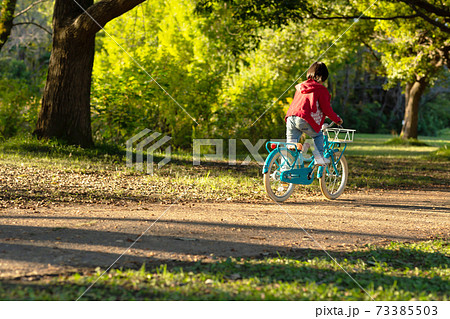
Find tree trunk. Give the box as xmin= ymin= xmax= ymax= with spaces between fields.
xmin=0 ymin=0 xmax=17 ymax=51
xmin=34 ymin=0 xmax=146 ymax=147
xmin=400 ymin=77 xmax=427 ymax=139
xmin=34 ymin=0 xmax=95 ymax=147
xmin=34 ymin=35 xmax=95 ymax=147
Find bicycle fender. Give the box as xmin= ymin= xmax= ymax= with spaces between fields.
xmin=280 ymin=168 xmax=314 ymax=185
xmin=262 ymin=151 xmax=279 ymax=174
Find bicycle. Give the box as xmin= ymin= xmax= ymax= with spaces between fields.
xmin=262 ymin=122 xmax=355 ymax=201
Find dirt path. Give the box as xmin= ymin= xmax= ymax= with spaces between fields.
xmin=0 ymin=189 xmax=448 ymax=279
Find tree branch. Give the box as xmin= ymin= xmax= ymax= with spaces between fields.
xmin=70 ymin=0 xmax=146 ymax=36
xmin=408 ymin=3 xmax=450 ymax=34
xmin=14 ymin=0 xmax=49 ymax=18
xmin=398 ymin=0 xmax=450 ymax=18
xmin=306 ymin=11 xmax=420 ymax=21
xmin=13 ymin=21 xmax=52 ymax=34
xmin=361 ymin=39 xmax=380 ymax=62
xmin=305 ymin=3 xmax=450 ymax=34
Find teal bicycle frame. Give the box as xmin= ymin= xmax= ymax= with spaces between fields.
xmin=262 ymin=134 xmax=346 ymax=184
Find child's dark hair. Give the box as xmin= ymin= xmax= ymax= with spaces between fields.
xmin=307 ymin=62 xmax=329 ymax=82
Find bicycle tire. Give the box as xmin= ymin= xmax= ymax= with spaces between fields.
xmin=263 ymin=151 xmax=295 ymax=202
xmin=319 ymin=152 xmax=348 ymax=200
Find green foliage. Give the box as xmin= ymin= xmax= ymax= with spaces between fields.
xmin=1 ymin=0 xmax=449 ymax=147
xmin=88 ymin=0 xmax=449 ymax=149
xmin=0 ymin=57 xmax=30 ymax=79
xmin=91 ymin=0 xmax=224 ymax=148
xmin=438 ymin=128 xmax=450 ymax=140
xmin=213 ymin=23 xmax=310 ymax=142
xmin=0 ymin=0 xmax=51 ymax=138
xmin=418 ymin=91 xmax=450 ymax=136
xmin=0 ymin=240 xmax=448 ymax=300
xmin=339 ymin=102 xmax=385 ymax=133
xmin=351 ymin=0 xmax=449 ymax=87
xmin=0 ymin=58 xmax=40 ymax=137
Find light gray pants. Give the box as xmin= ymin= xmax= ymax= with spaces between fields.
xmin=286 ymin=116 xmax=324 ymax=154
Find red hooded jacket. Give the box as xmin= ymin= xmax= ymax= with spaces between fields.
xmin=285 ymin=79 xmax=341 ymax=133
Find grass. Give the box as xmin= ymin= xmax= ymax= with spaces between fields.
xmin=0 ymin=133 xmax=125 ymax=169
xmin=0 ymin=240 xmax=448 ymax=300
xmin=344 ymin=132 xmax=449 ymax=189
xmin=346 ymin=133 xmax=447 ymax=157
xmin=0 ymin=132 xmax=448 ymax=208
xmin=384 ymin=137 xmax=429 ymax=147
xmin=429 ymin=145 xmax=450 ymax=161
xmin=0 ymin=133 xmax=448 ymax=300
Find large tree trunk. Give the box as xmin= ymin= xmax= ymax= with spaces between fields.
xmin=34 ymin=0 xmax=146 ymax=147
xmin=0 ymin=0 xmax=17 ymax=51
xmin=34 ymin=0 xmax=95 ymax=147
xmin=34 ymin=36 xmax=95 ymax=147
xmin=400 ymin=77 xmax=427 ymax=139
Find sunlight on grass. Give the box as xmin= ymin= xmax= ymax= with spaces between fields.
xmin=347 ymin=145 xmax=439 ymax=157
xmin=0 ymin=133 xmax=448 ymax=206
xmin=0 ymin=136 xmax=449 ymax=301
xmin=0 ymin=240 xmax=447 ymax=300
xmin=346 ymin=134 xmax=447 ymax=157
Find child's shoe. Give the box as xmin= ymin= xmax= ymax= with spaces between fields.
xmin=314 ymin=154 xmax=330 ymax=166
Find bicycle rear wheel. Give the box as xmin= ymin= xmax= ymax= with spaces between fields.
xmin=319 ymin=152 xmax=348 ymax=200
xmin=263 ymin=151 xmax=295 ymax=202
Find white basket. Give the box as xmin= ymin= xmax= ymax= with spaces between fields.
xmin=325 ymin=128 xmax=356 ymax=143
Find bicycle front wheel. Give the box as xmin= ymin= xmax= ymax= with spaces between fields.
xmin=319 ymin=152 xmax=348 ymax=200
xmin=263 ymin=151 xmax=295 ymax=202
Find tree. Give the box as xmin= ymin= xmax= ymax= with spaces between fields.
xmin=0 ymin=0 xmax=17 ymax=51
xmin=1 ymin=0 xmax=53 ymax=52
xmin=397 ymin=0 xmax=450 ymax=34
xmin=90 ymin=0 xmax=222 ymax=147
xmin=33 ymin=0 xmax=146 ymax=147
xmin=199 ymin=0 xmax=449 ymax=139
xmin=358 ymin=0 xmax=449 ymax=139
xmin=312 ymin=0 xmax=450 ymax=139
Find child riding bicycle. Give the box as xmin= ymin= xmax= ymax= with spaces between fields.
xmin=285 ymin=62 xmax=343 ymax=165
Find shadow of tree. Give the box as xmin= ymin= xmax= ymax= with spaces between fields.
xmin=0 ymin=243 xmax=448 ymax=300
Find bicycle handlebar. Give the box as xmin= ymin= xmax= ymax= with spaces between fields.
xmin=321 ymin=121 xmax=343 ymax=131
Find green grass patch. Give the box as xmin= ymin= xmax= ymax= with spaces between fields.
xmin=346 ymin=133 xmax=445 ymax=157
xmin=429 ymin=145 xmax=450 ymax=161
xmin=349 ymin=156 xmax=449 ymax=189
xmin=0 ymin=240 xmax=448 ymax=300
xmin=385 ymin=137 xmax=429 ymax=147
xmin=0 ymin=133 xmax=449 ymax=207
xmin=0 ymin=133 xmax=125 ymax=168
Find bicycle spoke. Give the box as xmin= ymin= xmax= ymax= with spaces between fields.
xmin=320 ymin=152 xmax=348 ymax=200
xmin=264 ymin=151 xmax=295 ymax=202
xmin=327 ymin=161 xmax=341 ymax=193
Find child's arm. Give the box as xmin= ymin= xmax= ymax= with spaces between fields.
xmin=319 ymin=91 xmax=342 ymax=124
